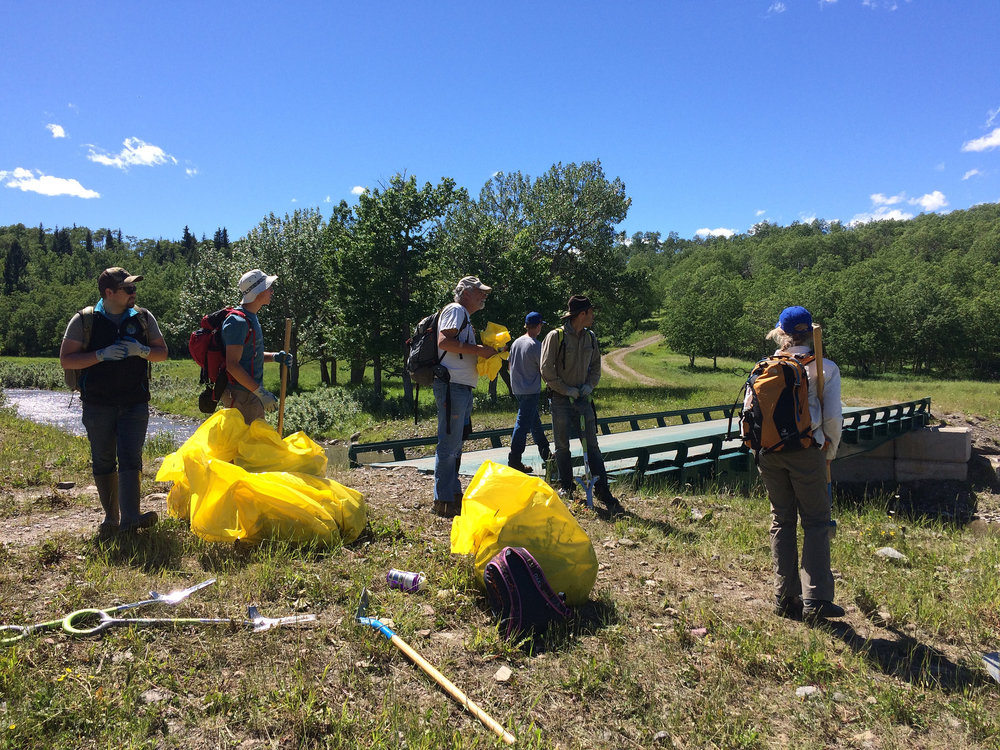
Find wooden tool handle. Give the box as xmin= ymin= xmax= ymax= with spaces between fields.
xmin=390 ymin=633 xmax=516 ymax=745
xmin=278 ymin=318 xmax=292 ymax=436
xmin=812 ymin=324 xmax=831 ymax=482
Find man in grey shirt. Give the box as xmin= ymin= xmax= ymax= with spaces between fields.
xmin=507 ymin=311 xmax=551 ymax=473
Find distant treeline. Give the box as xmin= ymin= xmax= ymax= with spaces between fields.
xmin=630 ymin=203 xmax=1000 ymax=377
xmin=0 ymin=161 xmax=657 ymax=400
xmin=3 ymin=165 xmax=999 ymax=389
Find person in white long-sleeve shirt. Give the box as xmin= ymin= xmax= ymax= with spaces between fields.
xmin=757 ymin=305 xmax=844 ymax=621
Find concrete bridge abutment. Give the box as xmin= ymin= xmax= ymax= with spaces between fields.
xmin=831 ymin=426 xmax=972 ymax=483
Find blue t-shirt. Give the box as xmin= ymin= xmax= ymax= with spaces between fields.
xmin=220 ymin=307 xmax=263 ymax=391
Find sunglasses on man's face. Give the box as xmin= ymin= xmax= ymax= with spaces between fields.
xmin=118 ymin=284 xmax=137 ymax=294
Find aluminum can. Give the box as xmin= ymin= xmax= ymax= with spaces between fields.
xmin=387 ymin=569 xmax=424 ymax=593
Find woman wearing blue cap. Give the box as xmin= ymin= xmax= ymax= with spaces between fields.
xmin=757 ymin=306 xmax=844 ymax=621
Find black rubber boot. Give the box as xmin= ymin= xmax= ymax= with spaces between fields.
xmin=94 ymin=472 xmax=119 ymax=538
xmin=118 ymin=470 xmax=158 ymax=532
xmin=507 ymin=453 xmax=533 ymax=474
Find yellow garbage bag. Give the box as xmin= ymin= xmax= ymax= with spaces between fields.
xmin=186 ymin=460 xmax=366 ymax=546
xmin=451 ymin=460 xmax=597 ymax=606
xmin=477 ymin=322 xmax=511 ymax=380
xmin=481 ymin=321 xmax=512 ymax=351
xmin=476 ymin=353 xmax=504 ymax=381
xmin=156 ymin=408 xmax=366 ymax=545
xmin=158 ymin=409 xmax=327 ymax=479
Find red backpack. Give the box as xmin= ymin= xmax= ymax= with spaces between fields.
xmin=188 ymin=307 xmax=255 ymax=410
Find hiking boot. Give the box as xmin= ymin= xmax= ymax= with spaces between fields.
xmin=802 ymin=599 xmax=845 ymax=620
xmin=431 ymin=500 xmax=461 ymax=518
xmin=774 ymin=595 xmax=803 ymax=620
xmin=597 ymin=488 xmax=626 ymax=518
xmin=507 ymin=455 xmax=533 ymax=474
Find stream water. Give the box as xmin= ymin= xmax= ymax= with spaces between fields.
xmin=3 ymin=388 xmax=201 ymax=444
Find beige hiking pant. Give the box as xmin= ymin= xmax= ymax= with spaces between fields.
xmin=758 ymin=447 xmax=835 ymax=603
xmin=221 ymin=386 xmax=264 ymax=426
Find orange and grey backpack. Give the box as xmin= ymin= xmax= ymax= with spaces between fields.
xmin=735 ymin=353 xmax=816 ymax=455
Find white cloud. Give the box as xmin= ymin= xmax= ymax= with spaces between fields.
xmin=323 ymin=195 xmax=332 ymax=203
xmin=755 ymin=209 xmax=766 ymax=217
xmin=988 ymin=107 xmax=1000 ymax=128
xmin=1 ymin=167 xmax=99 ymax=198
xmin=850 ymin=207 xmax=914 ymax=225
xmin=962 ymin=128 xmax=1000 ymax=153
xmin=185 ymin=167 xmax=198 ymax=177
xmin=87 ymin=137 xmax=177 ymax=170
xmin=351 ymin=185 xmax=366 ymax=195
xmin=46 ymin=123 xmax=66 ymax=138
xmin=290 ymin=198 xmax=298 ymax=203
xmin=767 ymin=2 xmax=786 ymax=13
xmin=871 ymin=192 xmax=905 ymax=206
xmin=695 ymin=227 xmax=736 ymax=238
xmin=909 ymin=190 xmax=948 ymax=211
xmin=963 ymin=169 xmax=982 ymax=180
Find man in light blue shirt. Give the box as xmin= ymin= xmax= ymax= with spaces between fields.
xmin=507 ymin=311 xmax=552 ymax=473
xmin=221 ymin=268 xmax=293 ymax=425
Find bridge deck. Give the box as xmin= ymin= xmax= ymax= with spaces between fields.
xmin=363 ymin=399 xmax=931 ymax=483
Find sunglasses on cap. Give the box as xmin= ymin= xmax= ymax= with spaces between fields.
xmin=118 ymin=284 xmax=137 ymax=294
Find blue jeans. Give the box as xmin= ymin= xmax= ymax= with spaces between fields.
xmin=81 ymin=401 xmax=149 ymax=476
xmin=433 ymin=380 xmax=474 ymax=503
xmin=510 ymin=393 xmax=549 ymax=461
xmin=550 ymin=394 xmax=608 ymax=493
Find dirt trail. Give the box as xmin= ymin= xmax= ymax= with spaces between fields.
xmin=601 ymin=334 xmax=663 ymax=386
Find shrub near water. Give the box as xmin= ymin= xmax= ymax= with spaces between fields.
xmin=0 ymin=360 xmax=64 ymax=390
xmin=280 ymin=388 xmax=363 ymax=435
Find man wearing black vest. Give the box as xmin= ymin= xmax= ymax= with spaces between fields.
xmin=60 ymin=267 xmax=168 ymax=536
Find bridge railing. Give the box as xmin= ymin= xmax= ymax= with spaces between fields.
xmin=347 ymin=398 xmax=933 ymax=478
xmin=348 ymin=403 xmax=739 ymax=467
xmin=839 ymin=398 xmax=932 ymax=445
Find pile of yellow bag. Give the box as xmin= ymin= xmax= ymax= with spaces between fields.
xmin=451 ymin=461 xmax=597 ymax=606
xmin=156 ymin=409 xmax=367 ymax=546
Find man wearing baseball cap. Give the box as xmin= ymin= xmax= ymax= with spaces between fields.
xmin=506 ymin=311 xmax=552 ymax=473
xmin=219 ymin=268 xmax=294 ymax=425
xmin=431 ymin=276 xmax=501 ymax=518
xmin=59 ymin=267 xmax=168 ymax=536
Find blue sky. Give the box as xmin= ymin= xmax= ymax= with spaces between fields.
xmin=2 ymin=1 xmax=999 ymax=243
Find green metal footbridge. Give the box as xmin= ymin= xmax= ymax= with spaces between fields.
xmin=348 ymin=398 xmax=932 ymax=485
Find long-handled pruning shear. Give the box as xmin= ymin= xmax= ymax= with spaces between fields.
xmin=0 ymin=578 xmax=315 ymax=643
xmin=61 ymin=605 xmax=316 ymax=636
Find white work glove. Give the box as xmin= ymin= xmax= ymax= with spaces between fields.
xmin=95 ymin=343 xmax=128 ymax=362
xmin=274 ymin=350 xmax=294 ymax=367
xmin=122 ymin=337 xmax=151 ymax=359
xmin=254 ymin=386 xmax=279 ymax=412
xmin=565 ymin=386 xmax=580 ymax=400
xmin=579 ymin=384 xmax=594 ymax=398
